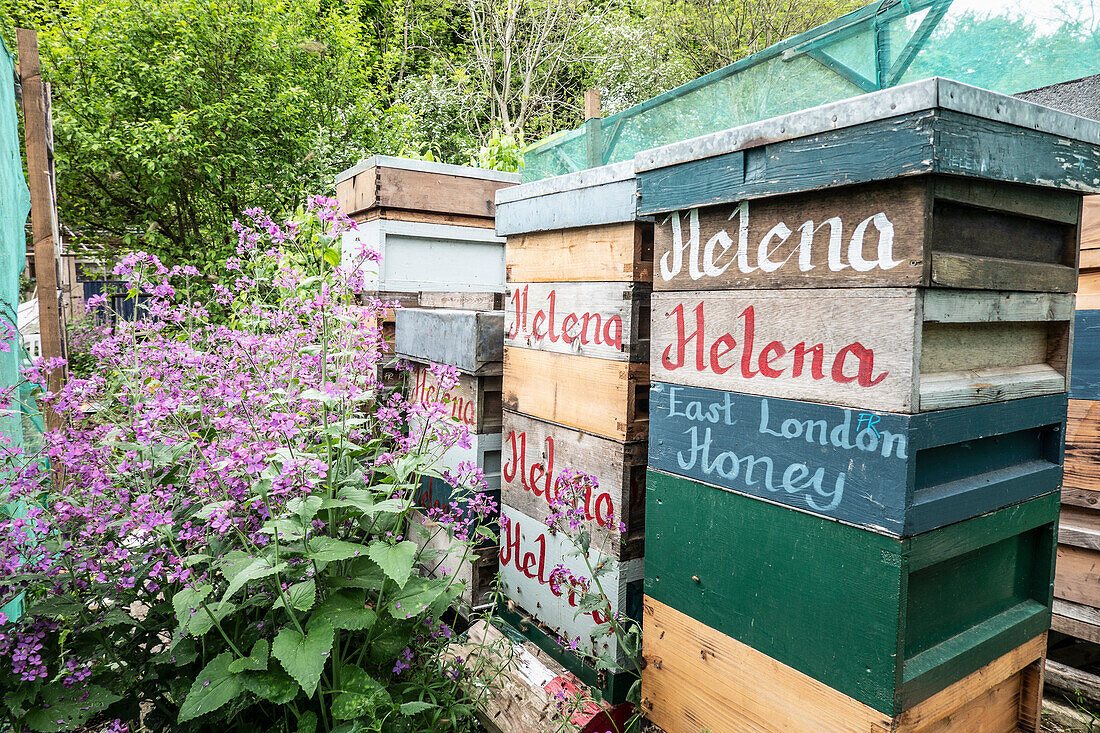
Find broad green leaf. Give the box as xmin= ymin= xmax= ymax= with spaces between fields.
xmin=400 ymin=701 xmax=436 ymax=715
xmin=323 ymin=247 xmax=341 ymax=267
xmin=296 ymin=711 xmax=318 ymax=733
xmin=178 ymin=652 xmax=245 ymax=723
xmin=312 ymin=589 xmax=377 ymax=631
xmin=288 ymin=496 xmax=323 ymax=524
xmin=188 ymin=601 xmax=238 ymax=636
xmin=84 ymin=607 xmax=138 ymax=631
xmin=309 ymin=537 xmax=370 ymax=562
xmin=367 ymin=540 xmax=417 ymax=589
xmin=272 ymin=618 xmax=334 ymax=697
xmin=331 ymin=665 xmax=392 ymax=720
xmin=239 ymin=667 xmax=299 ymax=704
xmin=274 ymin=578 xmax=317 ymax=613
xmin=385 ymin=577 xmax=450 ymax=619
xmin=228 ymin=638 xmax=269 ymax=673
xmin=24 ymin=685 xmax=120 ymax=732
xmin=172 ymin=584 xmax=213 ymax=634
xmin=221 ymin=557 xmax=288 ymax=602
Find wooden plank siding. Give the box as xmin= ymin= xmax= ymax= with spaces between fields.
xmin=505 ymin=282 xmax=650 ymax=362
xmin=649 ymin=383 xmax=1065 ymax=537
xmin=650 ymin=289 xmax=1073 ymax=413
xmin=645 ymin=469 xmax=1058 ymax=716
xmin=651 ymin=176 xmax=1080 ymax=293
xmin=505 ymin=222 xmax=654 ymax=283
xmin=503 ymin=348 xmax=649 ymax=441
xmin=642 ymin=596 xmax=1046 ymax=733
xmin=498 ymin=505 xmax=643 ymax=665
xmin=395 ymin=308 xmax=504 ymax=375
xmin=502 ymin=410 xmax=646 ymax=560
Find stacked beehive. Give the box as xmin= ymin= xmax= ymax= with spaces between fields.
xmin=335 ymin=156 xmax=517 ymax=614
xmin=636 ymin=79 xmax=1100 ymax=732
xmin=493 ymin=162 xmax=652 ymax=698
xmin=395 ymin=306 xmax=505 ymax=614
xmin=1059 ymin=195 xmax=1100 ymax=641
xmin=334 ymin=156 xmax=518 ymax=368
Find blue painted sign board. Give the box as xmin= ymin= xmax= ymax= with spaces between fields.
xmin=649 ymin=383 xmax=1066 ymax=536
xmin=1071 ymin=309 xmax=1100 ymax=401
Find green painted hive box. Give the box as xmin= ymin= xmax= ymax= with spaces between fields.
xmin=644 ymin=469 xmax=1058 ymax=717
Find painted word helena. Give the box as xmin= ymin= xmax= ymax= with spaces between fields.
xmin=661 ymin=302 xmax=888 ymax=387
xmin=411 ymin=368 xmax=476 ymax=427
xmin=499 ymin=515 xmax=610 ymax=624
xmin=660 ymin=203 xmax=902 ymax=281
xmin=503 ymin=430 xmax=616 ymax=526
xmin=509 ymin=285 xmax=623 ymax=349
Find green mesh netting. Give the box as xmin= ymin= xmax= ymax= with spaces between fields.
xmin=1 ymin=34 xmax=31 ymax=623
xmin=524 ymin=0 xmax=1100 ymax=180
xmin=1 ymin=34 xmax=29 ymax=449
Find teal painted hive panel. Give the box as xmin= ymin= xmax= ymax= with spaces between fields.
xmin=644 ymin=469 xmax=1058 ymax=716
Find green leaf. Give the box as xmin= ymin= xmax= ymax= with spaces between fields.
xmin=331 ymin=665 xmax=392 ymax=720
xmin=178 ymin=652 xmax=245 ymax=723
xmin=296 ymin=711 xmax=318 ymax=733
xmin=288 ymin=496 xmax=323 ymax=524
xmin=228 ymin=638 xmax=269 ymax=673
xmin=400 ymin=701 xmax=436 ymax=715
xmin=84 ymin=607 xmax=138 ymax=631
xmin=272 ymin=618 xmax=335 ymax=697
xmin=385 ymin=576 xmax=451 ymax=619
xmin=312 ymin=589 xmax=377 ymax=631
xmin=188 ymin=601 xmax=238 ymax=637
xmin=239 ymin=667 xmax=299 ymax=704
xmin=367 ymin=540 xmax=417 ymax=589
xmin=221 ymin=557 xmax=288 ymax=602
xmin=173 ymin=584 xmax=213 ymax=628
xmin=24 ymin=684 xmax=121 ymax=732
xmin=309 ymin=537 xmax=371 ymax=562
xmin=323 ymin=247 xmax=341 ymax=267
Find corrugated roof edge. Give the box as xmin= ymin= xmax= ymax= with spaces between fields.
xmin=635 ymin=77 xmax=1100 ymax=172
xmin=335 ymin=155 xmax=521 ymax=185
xmin=496 ymin=159 xmax=635 ymax=205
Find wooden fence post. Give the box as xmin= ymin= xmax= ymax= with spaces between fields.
xmin=17 ymin=28 xmax=66 ymax=430
xmin=584 ymin=88 xmax=602 ymax=169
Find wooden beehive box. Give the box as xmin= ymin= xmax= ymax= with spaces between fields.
xmin=650 ymin=176 xmax=1082 ymax=293
xmin=499 ymin=504 xmax=643 ymax=666
xmin=635 ymin=78 xmax=1100 ymax=218
xmin=643 ymin=599 xmax=1046 ymax=733
xmin=505 ymin=282 xmax=651 ymax=362
xmin=650 ymin=288 xmax=1073 ymax=413
xmin=336 ymin=155 xmax=519 ymax=226
xmin=408 ymin=361 xmax=502 ymax=434
xmin=502 ymin=409 xmax=646 ymax=559
xmin=409 ymin=509 xmax=498 ymax=613
xmin=503 ymin=347 xmax=649 ymax=441
xmin=644 ymin=469 xmax=1057 ymax=718
xmin=396 ymin=308 xmax=504 ymax=375
xmin=649 ymin=383 xmax=1065 ymax=537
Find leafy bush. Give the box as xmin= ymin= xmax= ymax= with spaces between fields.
xmin=0 ymin=199 xmax=497 ymax=732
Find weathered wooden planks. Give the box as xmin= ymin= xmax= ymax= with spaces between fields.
xmin=1071 ymin=310 xmax=1100 ymax=400
xmin=409 ymin=362 xmax=502 ymax=434
xmin=395 ymin=308 xmax=504 ymax=375
xmin=335 ymin=155 xmax=518 ymax=222
xmin=505 ymin=222 xmax=653 ymax=283
xmin=1083 ymin=196 xmax=1100 ymax=253
xmin=502 ymin=410 xmax=646 ymax=559
xmin=641 ymin=596 xmax=1046 ymax=733
xmin=498 ymin=505 xmax=643 ymax=664
xmin=652 ymin=177 xmax=1079 ymax=292
xmin=645 ymin=469 xmax=1058 ymax=716
xmin=409 ymin=509 xmax=497 ymax=612
xmin=649 ymin=383 xmax=1065 ymax=537
xmin=636 ymin=102 xmax=1100 ymax=216
xmin=417 ymin=290 xmax=505 ymax=311
xmin=650 ymin=289 xmax=1072 ymax=413
xmin=1064 ymin=399 xmax=1100 ymax=495
xmin=503 ymin=347 xmax=649 ymax=441
xmin=505 ymin=282 xmax=650 ymax=361
xmin=414 ymin=429 xmax=502 ymax=493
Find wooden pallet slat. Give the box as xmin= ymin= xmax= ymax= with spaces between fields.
xmin=396 ymin=308 xmax=504 ymax=375
xmin=505 ymin=222 xmax=653 ymax=283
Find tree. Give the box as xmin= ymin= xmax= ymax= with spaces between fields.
xmin=7 ymin=0 xmax=416 ymax=273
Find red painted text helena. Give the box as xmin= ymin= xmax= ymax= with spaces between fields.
xmin=411 ymin=366 xmax=477 ymax=427
xmin=504 ymin=430 xmax=616 ymax=525
xmin=661 ymin=303 xmax=888 ymax=387
xmin=509 ymin=285 xmax=624 ymax=349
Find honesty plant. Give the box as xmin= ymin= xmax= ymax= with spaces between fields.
xmin=0 ymin=198 xmax=497 ymax=732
